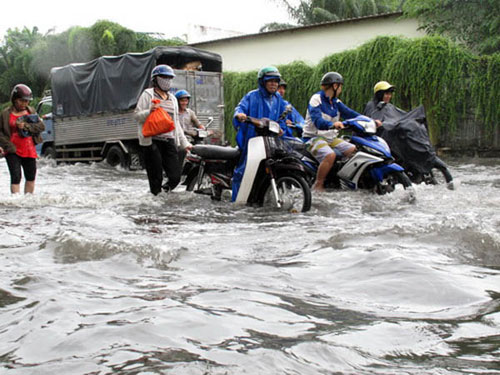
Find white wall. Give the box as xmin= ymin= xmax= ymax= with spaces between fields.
xmin=191 ymin=15 xmax=425 ymax=72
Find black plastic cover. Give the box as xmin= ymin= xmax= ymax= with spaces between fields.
xmin=50 ymin=46 xmax=222 ymax=117
xmin=365 ymin=103 xmax=437 ymax=174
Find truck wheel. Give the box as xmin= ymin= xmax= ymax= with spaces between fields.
xmin=42 ymin=145 xmax=56 ymax=159
xmin=106 ymin=145 xmax=129 ymax=169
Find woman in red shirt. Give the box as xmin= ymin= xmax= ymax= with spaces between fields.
xmin=0 ymin=84 xmax=45 ymax=194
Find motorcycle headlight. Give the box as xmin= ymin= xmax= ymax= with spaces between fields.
xmin=268 ymin=121 xmax=281 ymax=134
xmin=362 ymin=145 xmax=384 ymax=156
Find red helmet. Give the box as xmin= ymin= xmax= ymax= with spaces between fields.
xmin=11 ymin=84 xmax=33 ymax=103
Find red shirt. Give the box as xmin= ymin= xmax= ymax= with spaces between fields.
xmin=9 ymin=113 xmax=38 ymax=158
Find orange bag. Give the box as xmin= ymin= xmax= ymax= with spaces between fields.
xmin=142 ymin=99 xmax=175 ymax=137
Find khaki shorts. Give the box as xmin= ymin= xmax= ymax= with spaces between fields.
xmin=307 ymin=137 xmax=354 ymax=163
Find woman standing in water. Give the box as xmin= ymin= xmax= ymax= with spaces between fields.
xmin=0 ymin=84 xmax=45 ymax=194
xmin=134 ymin=65 xmax=192 ymax=195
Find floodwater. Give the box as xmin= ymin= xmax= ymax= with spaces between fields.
xmin=0 ymin=157 xmax=499 ymax=375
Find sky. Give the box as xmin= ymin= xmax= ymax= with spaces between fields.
xmin=0 ymin=0 xmax=294 ymax=43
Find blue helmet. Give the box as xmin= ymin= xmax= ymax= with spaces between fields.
xmin=151 ymin=64 xmax=175 ymax=79
xmin=175 ymin=90 xmax=191 ymax=100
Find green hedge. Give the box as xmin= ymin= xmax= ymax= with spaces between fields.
xmin=223 ymin=36 xmax=500 ymax=146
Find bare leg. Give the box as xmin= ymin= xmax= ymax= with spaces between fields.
xmin=343 ymin=144 xmax=356 ymax=158
xmin=11 ymin=184 xmax=21 ymax=194
xmin=313 ymin=153 xmax=335 ymax=192
xmin=25 ymin=180 xmax=35 ymax=194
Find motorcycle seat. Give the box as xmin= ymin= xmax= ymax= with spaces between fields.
xmin=192 ymin=145 xmax=240 ymax=160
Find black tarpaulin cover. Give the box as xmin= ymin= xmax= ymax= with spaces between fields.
xmin=365 ymin=102 xmax=436 ymax=174
xmin=50 ymin=46 xmax=222 ymax=117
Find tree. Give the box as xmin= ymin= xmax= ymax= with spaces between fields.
xmin=403 ymin=0 xmax=500 ymax=54
xmin=0 ymin=27 xmax=43 ymax=102
xmin=0 ymin=20 xmax=186 ymax=103
xmin=272 ymin=0 xmax=401 ymax=26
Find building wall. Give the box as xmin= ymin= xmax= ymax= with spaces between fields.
xmin=191 ymin=14 xmax=425 ymax=72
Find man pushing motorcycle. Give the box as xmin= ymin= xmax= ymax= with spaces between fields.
xmin=302 ymin=72 xmax=382 ymax=192
xmin=232 ymin=66 xmax=289 ymax=201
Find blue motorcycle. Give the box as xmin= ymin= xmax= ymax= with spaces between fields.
xmin=285 ymin=116 xmax=416 ymax=199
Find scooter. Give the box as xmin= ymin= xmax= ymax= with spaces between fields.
xmin=183 ymin=116 xmax=215 ymax=145
xmin=288 ymin=116 xmax=416 ymax=200
xmin=184 ymin=117 xmax=312 ymax=213
xmin=180 ymin=117 xmax=216 ymax=183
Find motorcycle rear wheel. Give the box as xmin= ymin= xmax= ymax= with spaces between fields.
xmin=262 ymin=175 xmax=312 ymax=213
xmin=429 ymin=158 xmax=454 ymax=188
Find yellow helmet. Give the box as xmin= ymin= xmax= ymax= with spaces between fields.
xmin=374 ymin=81 xmax=395 ymax=94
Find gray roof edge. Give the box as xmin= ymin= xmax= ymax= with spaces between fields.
xmin=189 ymin=11 xmax=404 ymax=46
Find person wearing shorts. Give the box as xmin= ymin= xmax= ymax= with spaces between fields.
xmin=0 ymin=84 xmax=45 ymax=194
xmin=303 ymin=72 xmax=363 ymax=192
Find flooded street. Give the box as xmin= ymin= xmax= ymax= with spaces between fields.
xmin=1 ymin=157 xmax=499 ymax=374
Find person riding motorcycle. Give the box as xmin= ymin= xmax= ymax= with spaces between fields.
xmin=277 ymin=79 xmax=305 ymax=138
xmin=232 ymin=66 xmax=289 ymax=201
xmin=363 ymin=81 xmax=406 ymax=120
xmin=175 ymin=90 xmax=205 ymax=137
xmin=303 ymin=72 xmax=381 ymax=192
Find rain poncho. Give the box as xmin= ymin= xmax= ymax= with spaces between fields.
xmin=364 ymin=102 xmax=437 ymax=174
xmin=282 ymin=101 xmax=305 ymax=138
xmin=232 ymin=83 xmax=289 ymax=201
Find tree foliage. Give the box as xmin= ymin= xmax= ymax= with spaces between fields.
xmin=275 ymin=0 xmax=401 ymax=25
xmin=403 ymin=0 xmax=500 ymax=55
xmin=0 ymin=21 xmax=185 ymax=105
xmin=224 ymin=36 xmax=499 ymax=147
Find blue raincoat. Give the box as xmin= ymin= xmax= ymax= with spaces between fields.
xmin=232 ymin=83 xmax=288 ymax=201
xmin=282 ymin=100 xmax=305 ymax=138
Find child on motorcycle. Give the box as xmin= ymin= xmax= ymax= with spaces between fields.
xmin=302 ymin=72 xmax=382 ymax=192
xmin=232 ymin=66 xmax=289 ymax=201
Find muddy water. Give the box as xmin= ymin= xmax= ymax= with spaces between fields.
xmin=0 ymin=158 xmax=499 ymax=374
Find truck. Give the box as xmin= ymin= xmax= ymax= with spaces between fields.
xmin=35 ymin=46 xmax=224 ymax=169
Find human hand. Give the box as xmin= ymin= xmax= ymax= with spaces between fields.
xmin=286 ymin=119 xmax=292 ymax=125
xmin=199 ymin=125 xmax=206 ymax=130
xmin=375 ymin=120 xmax=382 ymax=128
xmin=235 ymin=113 xmax=247 ymax=122
xmin=185 ymin=144 xmax=193 ymax=151
xmin=0 ymin=147 xmax=4 ymax=157
xmin=17 ymin=121 xmax=26 ymax=130
xmin=333 ymin=121 xmax=344 ymax=130
xmin=151 ymin=99 xmax=161 ymax=111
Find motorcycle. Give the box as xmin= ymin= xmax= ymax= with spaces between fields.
xmin=368 ymin=104 xmax=454 ymax=189
xmin=180 ymin=117 xmax=217 ymax=183
xmin=184 ymin=116 xmax=312 ymax=213
xmin=286 ymin=116 xmax=416 ymax=200
xmin=183 ymin=116 xmax=215 ymax=145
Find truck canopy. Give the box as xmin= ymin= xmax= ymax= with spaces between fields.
xmin=50 ymin=46 xmax=223 ymax=117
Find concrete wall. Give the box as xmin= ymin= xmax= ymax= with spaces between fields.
xmin=191 ymin=14 xmax=425 ymax=72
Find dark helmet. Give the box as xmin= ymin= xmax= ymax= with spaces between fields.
xmin=175 ymin=90 xmax=191 ymax=100
xmin=278 ymin=79 xmax=287 ymax=88
xmin=11 ymin=84 xmax=33 ymax=103
xmin=151 ymin=64 xmax=175 ymax=79
xmin=320 ymin=72 xmax=344 ymax=86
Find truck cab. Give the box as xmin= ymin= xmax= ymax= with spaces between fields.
xmin=35 ymin=96 xmax=55 ymax=158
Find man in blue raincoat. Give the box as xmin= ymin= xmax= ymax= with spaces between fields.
xmin=232 ymin=66 xmax=289 ymax=201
